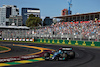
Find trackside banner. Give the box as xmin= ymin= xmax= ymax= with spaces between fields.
xmin=36 ymin=39 xmax=100 ymax=47
xmin=0 ymin=55 xmax=39 ymax=62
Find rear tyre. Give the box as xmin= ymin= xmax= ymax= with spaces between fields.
xmin=54 ymin=54 xmax=60 ymax=61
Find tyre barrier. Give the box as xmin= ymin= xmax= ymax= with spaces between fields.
xmin=2 ymin=38 xmax=34 ymax=42
xmin=36 ymin=39 xmax=100 ymax=47
xmin=0 ymin=50 xmax=51 ymax=63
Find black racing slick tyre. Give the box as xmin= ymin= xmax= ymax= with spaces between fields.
xmin=69 ymin=51 xmax=75 ymax=59
xmin=62 ymin=53 xmax=68 ymax=60
xmin=44 ymin=52 xmax=50 ymax=57
xmin=44 ymin=52 xmax=50 ymax=61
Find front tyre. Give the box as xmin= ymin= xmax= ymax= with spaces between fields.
xmin=44 ymin=52 xmax=50 ymax=61
xmin=69 ymin=51 xmax=75 ymax=59
xmin=62 ymin=53 xmax=68 ymax=60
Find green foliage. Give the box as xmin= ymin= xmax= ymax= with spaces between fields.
xmin=29 ymin=14 xmax=35 ymax=17
xmin=26 ymin=14 xmax=42 ymax=28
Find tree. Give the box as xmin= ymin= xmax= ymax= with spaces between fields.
xmin=43 ymin=17 xmax=53 ymax=26
xmin=26 ymin=14 xmax=42 ymax=28
xmin=29 ymin=14 xmax=35 ymax=17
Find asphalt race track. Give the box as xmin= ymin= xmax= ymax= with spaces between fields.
xmin=0 ymin=42 xmax=100 ymax=67
xmin=0 ymin=42 xmax=40 ymax=58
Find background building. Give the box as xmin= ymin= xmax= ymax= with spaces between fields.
xmin=0 ymin=5 xmax=19 ymax=26
xmin=54 ymin=12 xmax=100 ymax=22
xmin=22 ymin=8 xmax=40 ymax=26
xmin=62 ymin=9 xmax=68 ymax=16
xmin=61 ymin=9 xmax=72 ymax=16
xmin=9 ymin=15 xmax=22 ymax=26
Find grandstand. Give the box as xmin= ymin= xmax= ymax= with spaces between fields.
xmin=34 ymin=19 xmax=100 ymax=42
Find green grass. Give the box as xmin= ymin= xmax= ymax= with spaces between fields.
xmin=0 ymin=46 xmax=8 ymax=51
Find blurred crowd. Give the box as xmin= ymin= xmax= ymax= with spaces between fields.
xmin=34 ymin=20 xmax=100 ymax=39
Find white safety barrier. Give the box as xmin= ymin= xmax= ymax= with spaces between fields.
xmin=10 ymin=38 xmax=12 ymax=41
xmin=7 ymin=38 xmax=9 ymax=40
xmin=19 ymin=38 xmax=22 ymax=41
xmin=26 ymin=38 xmax=29 ymax=41
xmin=13 ymin=38 xmax=15 ymax=41
xmin=30 ymin=38 xmax=33 ymax=41
xmin=16 ymin=38 xmax=18 ymax=41
xmin=4 ymin=38 xmax=6 ymax=40
xmin=23 ymin=38 xmax=25 ymax=41
xmin=2 ymin=38 xmax=34 ymax=42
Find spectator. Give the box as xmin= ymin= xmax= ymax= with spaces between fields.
xmin=35 ymin=20 xmax=100 ymax=40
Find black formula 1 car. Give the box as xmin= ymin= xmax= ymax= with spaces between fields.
xmin=44 ymin=47 xmax=75 ymax=61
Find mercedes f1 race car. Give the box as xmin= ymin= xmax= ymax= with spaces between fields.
xmin=44 ymin=47 xmax=75 ymax=61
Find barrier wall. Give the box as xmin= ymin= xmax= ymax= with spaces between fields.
xmin=2 ymin=38 xmax=34 ymax=42
xmin=35 ymin=39 xmax=100 ymax=47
